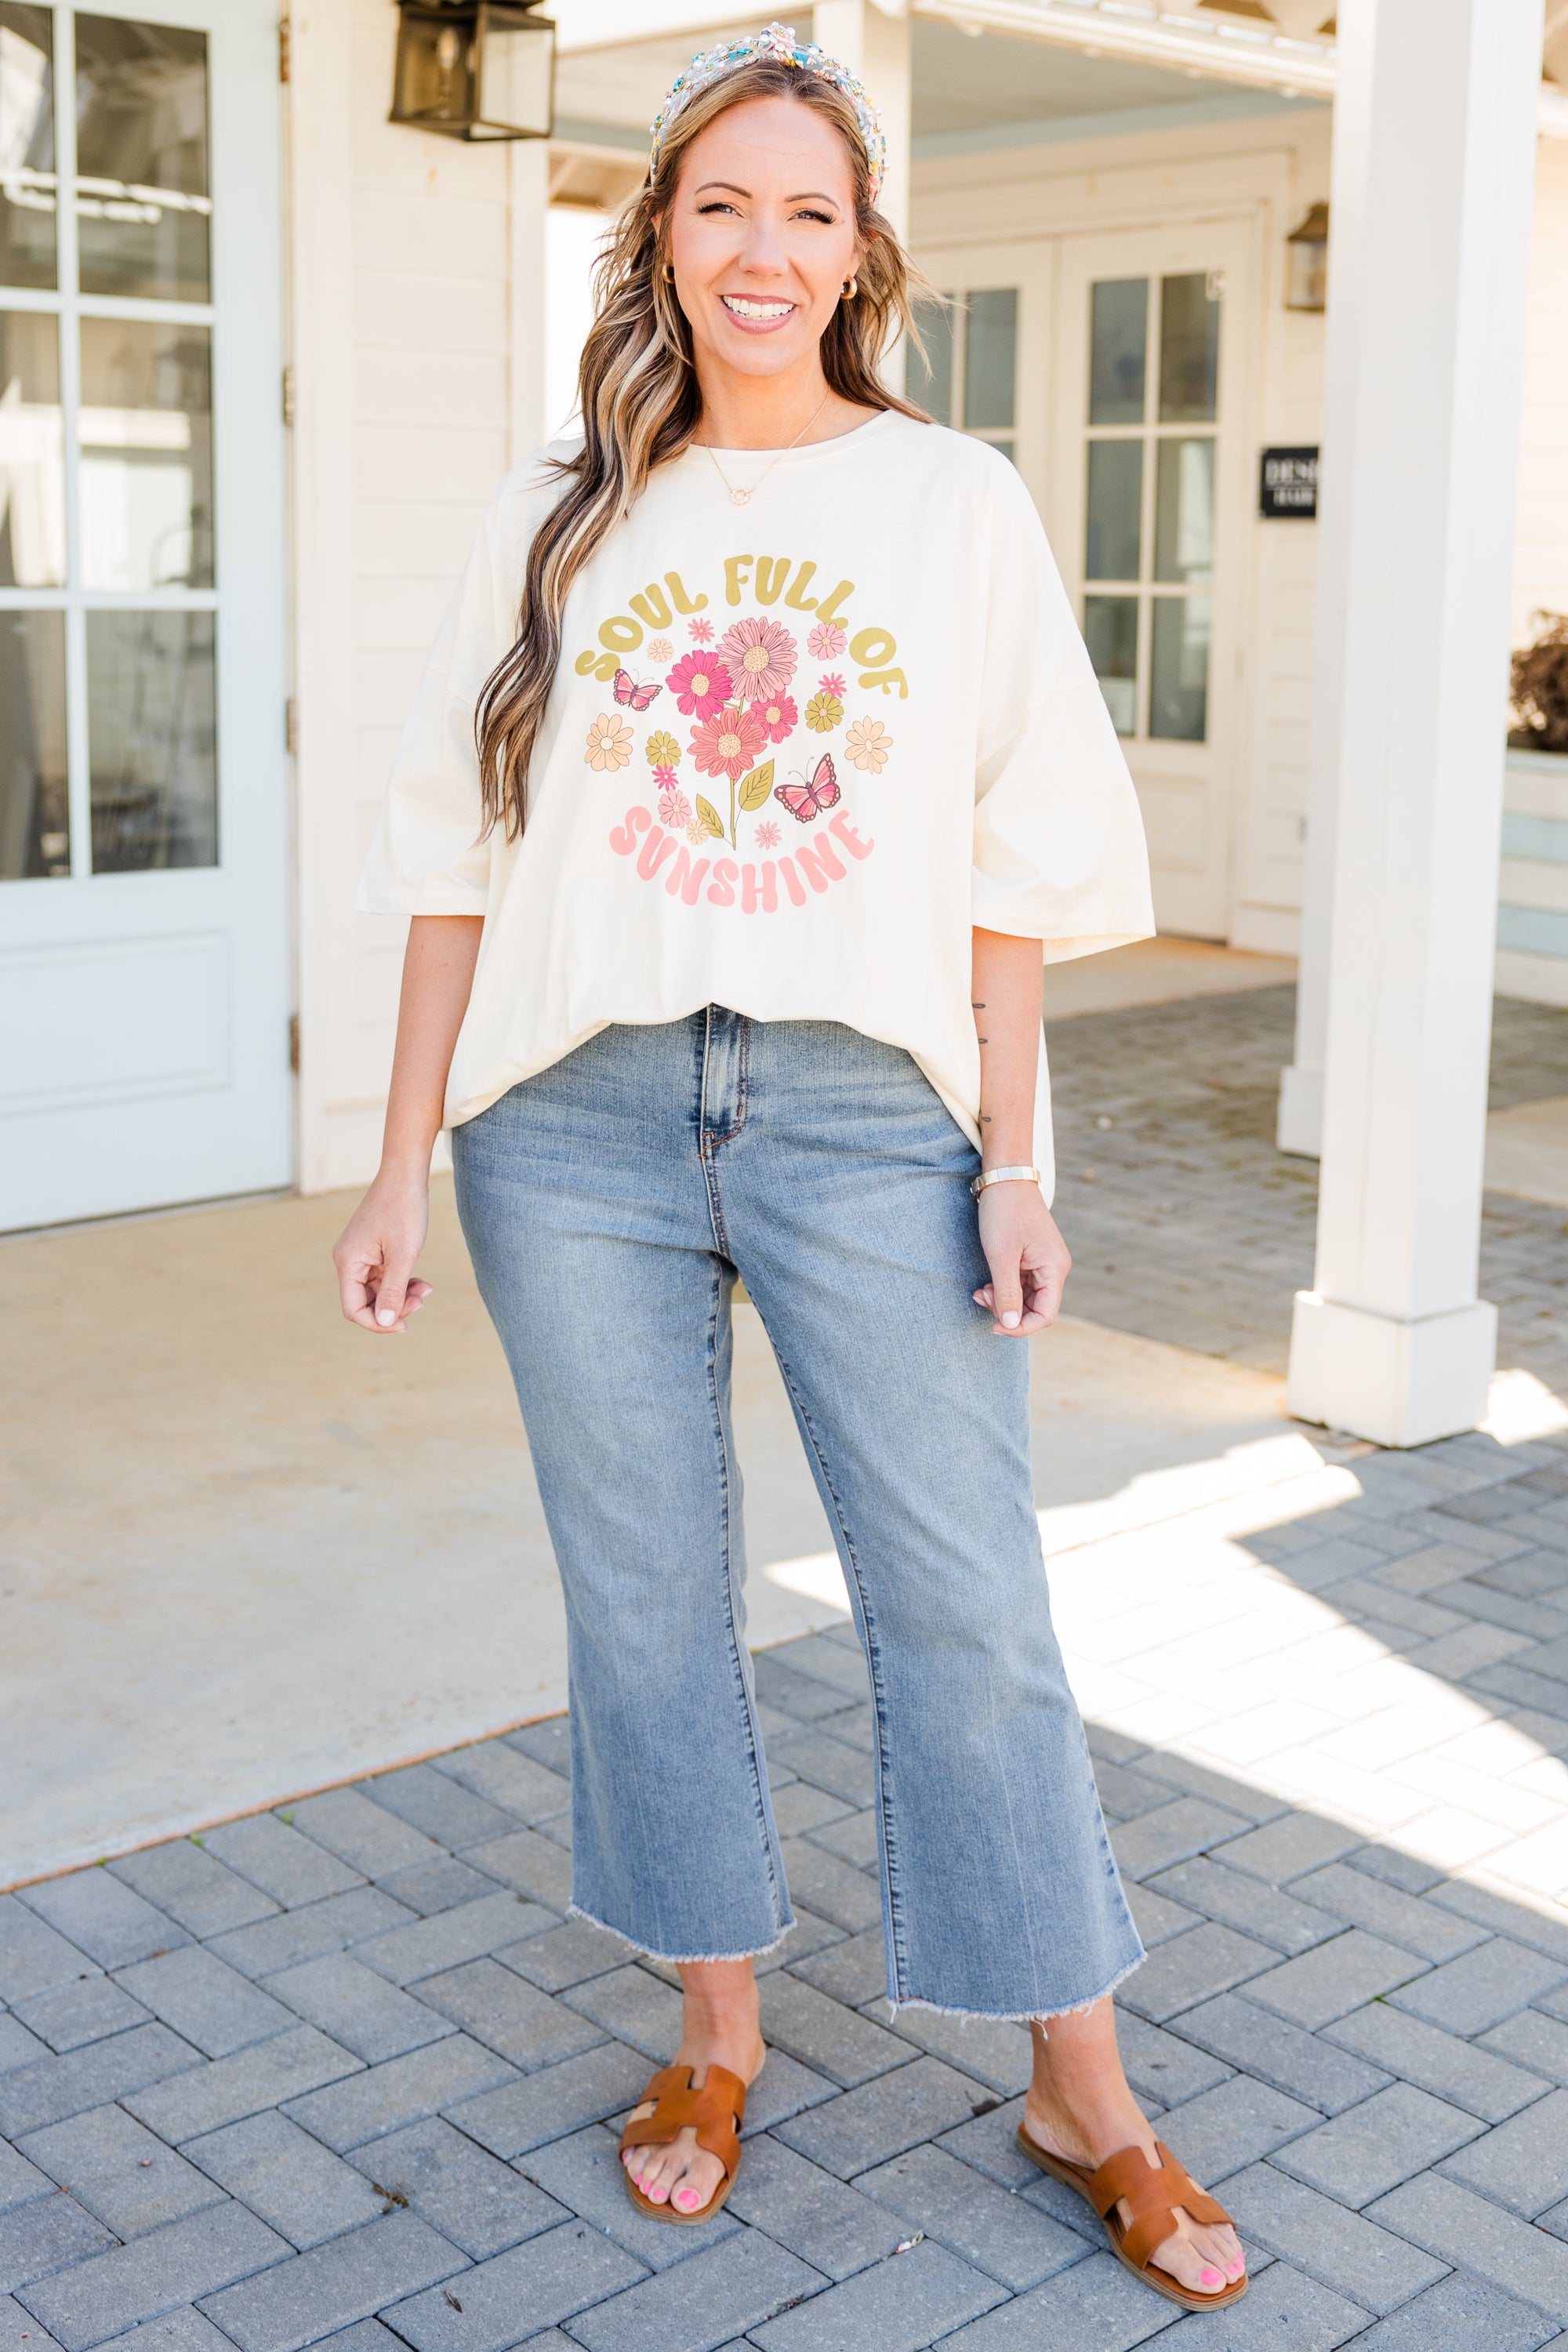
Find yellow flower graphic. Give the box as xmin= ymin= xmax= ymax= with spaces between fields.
xmin=644 ymin=729 xmax=681 ymax=768
xmin=844 ymin=717 xmax=892 ymax=773
xmin=804 ymin=691 xmax=843 ymax=735
xmin=585 ymin=712 xmax=633 ymax=772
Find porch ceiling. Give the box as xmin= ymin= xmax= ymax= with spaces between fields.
xmin=552 ymin=9 xmax=1321 ymax=161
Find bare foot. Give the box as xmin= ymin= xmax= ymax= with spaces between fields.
xmin=1023 ymin=2005 xmax=1245 ymax=2298
xmin=620 ymin=1958 xmax=765 ymax=2218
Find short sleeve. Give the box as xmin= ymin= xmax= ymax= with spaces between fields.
xmin=970 ymin=459 xmax=1155 ymax=962
xmin=356 ymin=459 xmax=557 ymax=916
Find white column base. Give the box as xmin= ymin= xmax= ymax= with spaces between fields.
xmin=1287 ymin=1292 xmax=1497 ymax=1449
xmin=1276 ymin=1062 xmax=1324 ymax=1159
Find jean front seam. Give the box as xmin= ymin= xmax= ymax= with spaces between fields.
xmin=706 ymin=1252 xmax=789 ymax=1940
xmin=768 ymin=1341 xmax=908 ymax=2002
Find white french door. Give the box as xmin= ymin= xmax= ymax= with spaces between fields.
xmin=906 ymin=240 xmax=1053 ymax=513
xmin=0 ymin=0 xmax=289 ymax=1229
xmin=1052 ymin=222 xmax=1254 ymax=939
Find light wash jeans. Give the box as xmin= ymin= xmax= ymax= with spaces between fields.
xmin=452 ymin=1009 xmax=1143 ymax=2018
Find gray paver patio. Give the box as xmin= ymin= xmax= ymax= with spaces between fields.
xmin=5 ymin=983 xmax=1568 ymax=2347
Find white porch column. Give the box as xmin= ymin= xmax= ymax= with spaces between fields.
xmin=1286 ymin=0 xmax=1543 ymax=1448
xmin=811 ymin=0 xmax=911 ymax=245
xmin=1273 ymin=0 xmax=1374 ymax=1161
xmin=509 ymin=140 xmax=550 ymax=463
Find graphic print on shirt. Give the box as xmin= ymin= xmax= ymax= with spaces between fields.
xmin=573 ymin=555 xmax=905 ymax=916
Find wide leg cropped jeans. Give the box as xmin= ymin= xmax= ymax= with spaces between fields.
xmin=452 ymin=1009 xmax=1142 ymax=2019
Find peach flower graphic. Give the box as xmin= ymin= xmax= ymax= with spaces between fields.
xmin=585 ymin=712 xmax=633 ymax=771
xmin=844 ymin=717 xmax=892 ymax=773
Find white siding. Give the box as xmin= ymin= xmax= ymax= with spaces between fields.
xmin=291 ymin=0 xmax=514 ymax=1192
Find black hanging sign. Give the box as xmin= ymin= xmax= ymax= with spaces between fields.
xmin=1259 ymin=446 xmax=1319 ymax=518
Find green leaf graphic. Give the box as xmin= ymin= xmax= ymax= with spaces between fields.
xmin=695 ymin=794 xmax=724 ymax=839
xmin=738 ymin=761 xmax=775 ymax=812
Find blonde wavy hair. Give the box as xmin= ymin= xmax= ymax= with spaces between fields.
xmin=475 ymin=56 xmax=931 ymax=840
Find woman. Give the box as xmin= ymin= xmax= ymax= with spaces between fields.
xmin=336 ymin=21 xmax=1247 ymax=2312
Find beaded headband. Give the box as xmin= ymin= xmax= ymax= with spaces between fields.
xmin=648 ymin=20 xmax=887 ymax=206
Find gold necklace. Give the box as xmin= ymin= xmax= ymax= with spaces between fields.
xmin=699 ymin=389 xmax=832 ymax=507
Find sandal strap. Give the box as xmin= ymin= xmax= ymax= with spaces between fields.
xmin=1087 ymin=2140 xmax=1232 ymax=2274
xmin=618 ymin=2064 xmax=746 ymax=2185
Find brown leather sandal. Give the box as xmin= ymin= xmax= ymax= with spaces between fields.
xmin=1015 ymin=2125 xmax=1248 ymax=2311
xmin=619 ymin=2063 xmax=747 ymax=2226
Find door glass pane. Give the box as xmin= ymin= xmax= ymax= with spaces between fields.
xmin=908 ymin=294 xmax=953 ymax=426
xmin=1085 ymin=593 xmax=1138 ymax=736
xmin=88 ymin=608 xmax=216 ymax=870
xmin=74 ymin=15 xmax=209 ymax=302
xmin=1085 ymin=440 xmax=1142 ymax=583
xmin=1159 ymin=273 xmax=1219 ymax=423
xmin=1149 ymin=595 xmax=1210 ymax=741
xmin=78 ymin=316 xmax=212 ymax=590
xmin=0 ymin=307 xmax=62 ymax=583
xmin=0 ymin=3 xmax=56 ymax=289
xmin=1089 ymin=278 xmax=1146 ymax=425
xmin=1154 ymin=437 xmax=1214 ymax=584
xmin=964 ymin=288 xmax=1015 ymax=430
xmin=0 ymin=606 xmax=67 ymax=875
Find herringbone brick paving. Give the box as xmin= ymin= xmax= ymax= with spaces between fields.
xmin=5 ymin=986 xmax=1568 ymax=2348
xmin=1049 ymin=988 xmax=1568 ymax=1386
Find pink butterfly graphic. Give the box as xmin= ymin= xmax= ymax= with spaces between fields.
xmin=612 ymin=667 xmax=662 ymax=713
xmin=775 ymin=754 xmax=840 ymax=824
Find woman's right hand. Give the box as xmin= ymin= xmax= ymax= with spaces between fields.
xmin=332 ymin=1166 xmax=434 ymax=1334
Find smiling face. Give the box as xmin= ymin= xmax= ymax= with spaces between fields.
xmin=663 ymin=95 xmax=862 ymax=394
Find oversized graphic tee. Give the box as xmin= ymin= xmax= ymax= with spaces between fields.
xmin=360 ymin=410 xmax=1154 ymax=1194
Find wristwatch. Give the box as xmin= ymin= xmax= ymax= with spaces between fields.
xmin=970 ymin=1164 xmax=1042 ymax=1199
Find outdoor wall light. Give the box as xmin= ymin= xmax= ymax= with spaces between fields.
xmin=1285 ymin=201 xmax=1329 ymax=312
xmin=390 ymin=0 xmax=554 ymax=141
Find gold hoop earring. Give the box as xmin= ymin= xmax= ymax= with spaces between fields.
xmin=841 ymin=275 xmax=858 ymax=300
xmin=662 ymin=262 xmax=676 ymax=284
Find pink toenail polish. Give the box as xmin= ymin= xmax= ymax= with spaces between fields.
xmin=1200 ymin=2269 xmax=1222 ymax=2288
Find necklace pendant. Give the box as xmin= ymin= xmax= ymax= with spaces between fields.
xmin=731 ymin=487 xmax=751 ymax=506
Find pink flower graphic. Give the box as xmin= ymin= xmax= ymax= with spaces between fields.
xmin=652 ymin=763 xmax=678 ymax=789
xmin=753 ymin=818 xmax=782 ymax=852
xmin=757 ymin=694 xmax=798 ymax=743
xmin=817 ymin=671 xmax=846 ymax=699
xmin=667 ymin=649 xmax=735 ymax=719
xmin=688 ymin=617 xmax=715 ymax=644
xmin=689 ymin=700 xmax=768 ymax=783
xmin=808 ymin=622 xmax=846 ymax=659
xmin=659 ymin=786 xmax=692 ymax=829
xmin=719 ymin=616 xmax=797 ymax=705
xmin=647 ymin=637 xmax=673 ymax=663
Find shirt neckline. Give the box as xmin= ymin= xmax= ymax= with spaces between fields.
xmin=680 ymin=408 xmax=908 ymax=468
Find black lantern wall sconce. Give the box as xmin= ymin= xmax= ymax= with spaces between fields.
xmin=390 ymin=0 xmax=554 ymax=141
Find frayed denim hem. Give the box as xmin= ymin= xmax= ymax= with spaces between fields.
xmin=887 ymin=1949 xmax=1145 ymax=2028
xmin=566 ymin=1900 xmax=797 ymax=1968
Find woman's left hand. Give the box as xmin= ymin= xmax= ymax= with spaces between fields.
xmin=973 ymin=1182 xmax=1071 ymax=1336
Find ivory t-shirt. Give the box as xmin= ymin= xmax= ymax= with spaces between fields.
xmin=359 ymin=409 xmax=1154 ymax=1197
